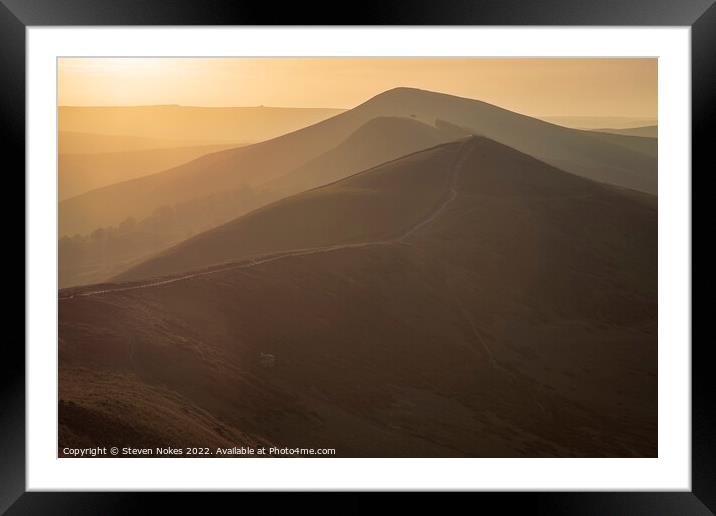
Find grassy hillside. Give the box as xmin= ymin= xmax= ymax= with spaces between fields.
xmin=60 ymin=137 xmax=657 ymax=457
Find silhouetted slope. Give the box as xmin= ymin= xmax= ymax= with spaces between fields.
xmin=360 ymin=88 xmax=656 ymax=190
xmin=58 ymin=117 xmax=461 ymax=290
xmin=115 ymin=140 xmax=461 ymax=282
xmin=57 ymin=114 xmax=449 ymax=238
xmin=59 ymin=88 xmax=656 ymax=237
xmin=60 ymin=143 xmax=240 ymax=200
xmin=592 ymin=125 xmax=658 ymax=138
xmin=59 ymin=137 xmax=657 ymax=457
xmin=581 ymin=131 xmax=657 ymax=158
xmin=268 ymin=116 xmax=454 ymax=195
xmin=58 ymin=131 xmax=226 ymax=154
xmin=541 ymin=116 xmax=657 ymax=130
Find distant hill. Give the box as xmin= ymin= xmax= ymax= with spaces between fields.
xmin=59 ymin=105 xmax=345 ymax=147
xmin=265 ymin=116 xmax=457 ymax=197
xmin=580 ymin=130 xmax=657 ymax=158
xmin=114 ymin=135 xmax=461 ymax=282
xmin=58 ymin=131 xmax=243 ymax=155
xmin=59 ymin=87 xmax=657 ymax=239
xmin=60 ymin=137 xmax=657 ymax=457
xmin=591 ymin=125 xmax=658 ymax=138
xmin=60 ymin=143 xmax=242 ymax=200
xmin=58 ymin=117 xmax=457 ymax=287
xmin=541 ymin=116 xmax=657 ymax=130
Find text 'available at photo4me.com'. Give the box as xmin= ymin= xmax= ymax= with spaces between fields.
xmin=61 ymin=445 xmax=338 ymax=457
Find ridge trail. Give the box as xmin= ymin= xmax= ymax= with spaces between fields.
xmin=60 ymin=141 xmax=473 ymax=300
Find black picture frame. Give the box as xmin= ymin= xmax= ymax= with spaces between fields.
xmin=4 ymin=0 xmax=708 ymax=513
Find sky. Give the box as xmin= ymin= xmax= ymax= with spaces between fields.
xmin=58 ymin=57 xmax=657 ymax=119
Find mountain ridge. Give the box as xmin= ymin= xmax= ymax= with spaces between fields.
xmin=59 ymin=87 xmax=657 ymax=238
xmin=100 ymin=134 xmax=655 ymax=285
xmin=59 ymin=134 xmax=657 ymax=457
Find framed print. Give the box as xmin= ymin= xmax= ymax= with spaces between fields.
xmin=4 ymin=0 xmax=709 ymax=513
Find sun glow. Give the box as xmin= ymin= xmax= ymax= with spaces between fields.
xmin=59 ymin=57 xmax=657 ymax=121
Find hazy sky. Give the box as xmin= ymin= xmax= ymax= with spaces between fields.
xmin=58 ymin=58 xmax=657 ymax=119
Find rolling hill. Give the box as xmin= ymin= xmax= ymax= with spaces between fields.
xmin=114 ymin=132 xmax=459 ymax=282
xmin=59 ymin=88 xmax=657 ymax=238
xmin=59 ymin=137 xmax=657 ymax=457
xmin=264 ymin=116 xmax=463 ymax=199
xmin=592 ymin=125 xmax=658 ymax=138
xmin=581 ymin=130 xmax=657 ymax=158
xmin=59 ymin=143 xmax=241 ymax=200
xmin=58 ymin=131 xmax=245 ymax=155
xmin=541 ymin=116 xmax=657 ymax=130
xmin=59 ymin=105 xmax=344 ymax=147
xmin=58 ymin=116 xmax=460 ymax=288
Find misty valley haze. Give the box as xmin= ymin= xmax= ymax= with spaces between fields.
xmin=58 ymin=82 xmax=657 ymax=458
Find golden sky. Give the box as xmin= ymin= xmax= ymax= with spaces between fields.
xmin=58 ymin=58 xmax=657 ymax=119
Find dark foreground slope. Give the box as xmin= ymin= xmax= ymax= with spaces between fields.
xmin=59 ymin=137 xmax=657 ymax=457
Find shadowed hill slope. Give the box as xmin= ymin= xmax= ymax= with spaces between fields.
xmin=357 ymin=88 xmax=656 ymax=190
xmin=58 ymin=117 xmax=460 ymax=288
xmin=58 ymin=114 xmax=453 ymax=238
xmin=541 ymin=116 xmax=657 ymax=130
xmin=581 ymin=131 xmax=656 ymax=158
xmin=115 ymin=138 xmax=461 ymax=282
xmin=266 ymin=116 xmax=457 ymax=196
xmin=58 ymin=131 xmax=236 ymax=154
xmin=59 ymin=143 xmax=241 ymax=200
xmin=592 ymin=125 xmax=658 ymax=138
xmin=59 ymin=88 xmax=657 ymax=237
xmin=59 ymin=137 xmax=657 ymax=457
